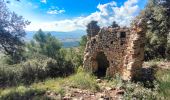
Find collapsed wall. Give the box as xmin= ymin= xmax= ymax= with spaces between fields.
xmin=83 ymin=25 xmax=145 ymax=80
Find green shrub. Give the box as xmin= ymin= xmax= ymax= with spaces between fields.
xmin=60 ymin=48 xmax=84 ymax=69
xmin=155 ymin=69 xmax=170 ymax=99
xmin=123 ymin=81 xmax=161 ymax=100
xmin=0 ymin=65 xmax=21 ymax=86
xmin=0 ymin=71 xmax=98 ymax=100
xmin=20 ymin=59 xmax=49 ymax=84
xmin=0 ymin=86 xmax=47 ymax=100
xmin=47 ymin=58 xmax=74 ymax=77
xmin=106 ymin=74 xmax=124 ymax=88
xmin=106 ymin=74 xmax=161 ymax=99
xmin=0 ymin=57 xmax=75 ymax=86
xmin=63 ymin=70 xmax=99 ymax=91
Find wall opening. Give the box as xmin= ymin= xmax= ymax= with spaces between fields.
xmin=95 ymin=52 xmax=109 ymax=77
xmin=110 ymin=41 xmax=113 ymax=44
xmin=120 ymin=32 xmax=126 ymax=38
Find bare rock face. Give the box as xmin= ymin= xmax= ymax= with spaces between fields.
xmin=83 ymin=25 xmax=146 ymax=80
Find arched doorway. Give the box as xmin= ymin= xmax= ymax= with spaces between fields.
xmin=95 ymin=52 xmax=109 ymax=77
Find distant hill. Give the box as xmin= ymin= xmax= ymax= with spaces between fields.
xmin=25 ymin=30 xmax=86 ymax=48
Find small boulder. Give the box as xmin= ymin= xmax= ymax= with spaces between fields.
xmin=116 ymin=90 xmax=125 ymax=95
xmin=96 ymin=79 xmax=102 ymax=83
xmin=105 ymin=87 xmax=112 ymax=91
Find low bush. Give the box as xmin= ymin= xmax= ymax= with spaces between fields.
xmin=103 ymin=73 xmax=124 ymax=89
xmin=0 ymin=78 xmax=67 ymax=100
xmin=155 ymin=69 xmax=170 ymax=99
xmin=0 ymin=70 xmax=99 ymax=100
xmin=106 ymin=74 xmax=162 ymax=100
xmin=0 ymin=57 xmax=75 ymax=87
xmin=60 ymin=48 xmax=84 ymax=69
xmin=0 ymin=65 xmax=21 ymax=86
xmin=123 ymin=81 xmax=161 ymax=100
xmin=0 ymin=86 xmax=47 ymax=100
xmin=20 ymin=58 xmax=50 ymax=84
xmin=63 ymin=68 xmax=99 ymax=91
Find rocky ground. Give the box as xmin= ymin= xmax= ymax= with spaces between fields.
xmin=144 ymin=61 xmax=170 ymax=69
xmin=45 ymin=79 xmax=124 ymax=100
xmin=43 ymin=61 xmax=170 ymax=100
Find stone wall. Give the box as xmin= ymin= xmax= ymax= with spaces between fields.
xmin=83 ymin=25 xmax=145 ymax=80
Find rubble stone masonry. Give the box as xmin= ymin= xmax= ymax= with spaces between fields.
xmin=83 ymin=25 xmax=145 ymax=80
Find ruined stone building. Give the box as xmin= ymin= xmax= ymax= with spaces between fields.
xmin=83 ymin=25 xmax=146 ymax=80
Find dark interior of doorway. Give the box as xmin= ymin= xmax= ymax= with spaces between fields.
xmin=94 ymin=52 xmax=109 ymax=78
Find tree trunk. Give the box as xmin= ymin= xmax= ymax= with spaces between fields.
xmin=166 ymin=31 xmax=170 ymax=60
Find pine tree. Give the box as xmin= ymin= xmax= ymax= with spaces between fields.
xmin=86 ymin=21 xmax=100 ymax=39
xmin=111 ymin=21 xmax=119 ymax=28
xmin=138 ymin=0 xmax=170 ymax=60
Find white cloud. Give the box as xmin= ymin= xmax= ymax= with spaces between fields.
xmin=47 ymin=6 xmax=65 ymax=15
xmin=47 ymin=9 xmax=65 ymax=15
xmin=26 ymin=0 xmax=140 ymax=32
xmin=41 ymin=0 xmax=46 ymax=4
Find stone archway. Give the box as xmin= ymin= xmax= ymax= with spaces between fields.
xmin=94 ymin=52 xmax=109 ymax=77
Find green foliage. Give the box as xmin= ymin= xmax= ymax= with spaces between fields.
xmin=106 ymin=74 xmax=161 ymax=100
xmin=0 ymin=78 xmax=67 ymax=100
xmin=0 ymin=58 xmax=47 ymax=86
xmin=123 ymin=81 xmax=161 ymax=100
xmin=107 ymin=74 xmax=124 ymax=88
xmin=0 ymin=1 xmax=29 ymax=64
xmin=0 ymin=29 xmax=77 ymax=87
xmin=0 ymin=57 xmax=74 ymax=86
xmin=138 ymin=0 xmax=170 ymax=60
xmin=0 ymin=64 xmax=21 ymax=86
xmin=2 ymin=54 xmax=24 ymax=65
xmin=0 ymin=86 xmax=47 ymax=100
xmin=79 ymin=35 xmax=87 ymax=47
xmin=27 ymin=29 xmax=62 ymax=60
xmin=1 ymin=65 xmax=170 ymax=99
xmin=104 ymin=69 xmax=170 ymax=100
xmin=122 ymin=66 xmax=170 ymax=100
xmin=60 ymin=48 xmax=83 ymax=69
xmin=111 ymin=21 xmax=119 ymax=28
xmin=86 ymin=20 xmax=100 ymax=38
xmin=25 ymin=29 xmax=75 ymax=79
xmin=63 ymin=71 xmax=99 ymax=91
xmin=0 ymin=71 xmax=99 ymax=99
xmin=76 ymin=66 xmax=85 ymax=73
xmin=155 ymin=69 xmax=170 ymax=99
xmin=60 ymin=35 xmax=88 ymax=69
xmin=19 ymin=58 xmax=52 ymax=84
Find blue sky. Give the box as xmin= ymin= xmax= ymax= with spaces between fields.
xmin=7 ymin=0 xmax=147 ymax=32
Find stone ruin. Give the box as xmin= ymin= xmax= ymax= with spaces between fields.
xmin=83 ymin=24 xmax=146 ymax=80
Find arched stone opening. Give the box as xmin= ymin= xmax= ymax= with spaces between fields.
xmin=94 ymin=52 xmax=109 ymax=77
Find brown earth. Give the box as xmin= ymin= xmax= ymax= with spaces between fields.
xmin=45 ymin=79 xmax=124 ymax=100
